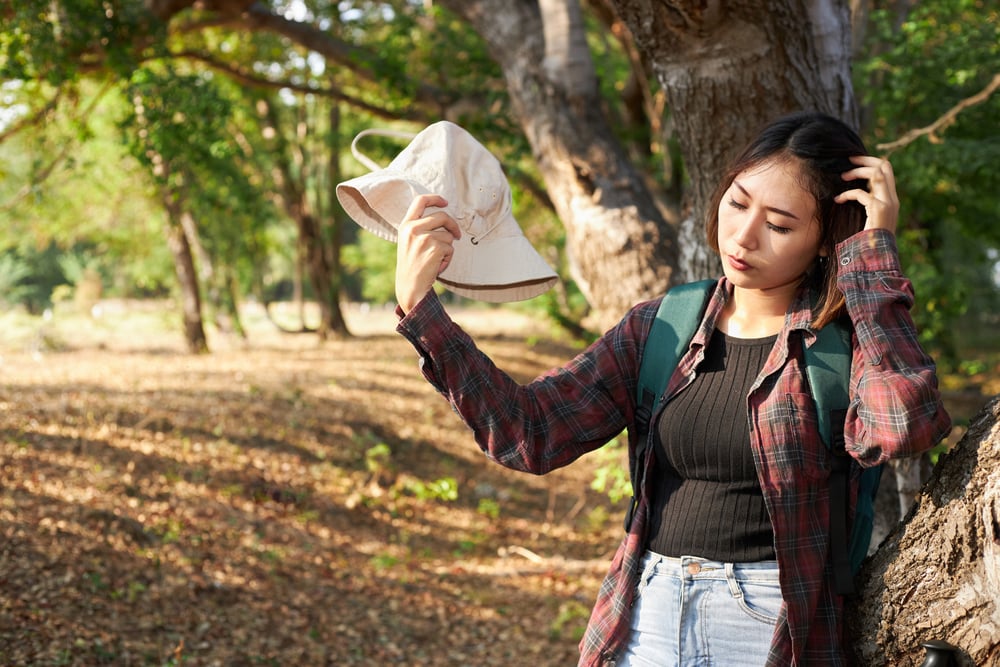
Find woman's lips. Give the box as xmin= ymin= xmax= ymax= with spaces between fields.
xmin=727 ymin=255 xmax=752 ymax=271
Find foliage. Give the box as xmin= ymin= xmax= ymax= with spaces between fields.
xmin=0 ymin=0 xmax=162 ymax=84
xmin=0 ymin=79 xmax=177 ymax=305
xmin=857 ymin=1 xmax=1000 ymax=366
xmin=0 ymin=242 xmax=98 ymax=313
xmin=477 ymin=498 xmax=501 ymax=519
xmin=589 ymin=434 xmax=631 ymax=504
xmin=0 ymin=253 xmax=33 ymax=309
xmin=403 ymin=476 xmax=459 ymax=502
xmin=364 ymin=442 xmax=393 ymax=477
xmin=2 ymin=1 xmax=998 ymax=354
xmin=549 ymin=600 xmax=591 ymax=643
xmin=341 ymin=232 xmax=398 ymax=303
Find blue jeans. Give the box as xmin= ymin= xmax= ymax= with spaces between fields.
xmin=617 ymin=552 xmax=782 ymax=666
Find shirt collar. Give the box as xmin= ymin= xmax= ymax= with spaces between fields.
xmin=695 ymin=277 xmax=818 ymax=342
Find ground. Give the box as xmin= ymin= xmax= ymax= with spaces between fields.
xmin=0 ymin=301 xmax=621 ymax=667
xmin=1 ymin=300 xmax=993 ymax=667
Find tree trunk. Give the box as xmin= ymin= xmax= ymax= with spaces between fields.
xmin=179 ymin=208 xmax=244 ymax=337
xmin=298 ymin=212 xmax=341 ymax=339
xmin=259 ymin=95 xmax=350 ymax=339
xmin=220 ymin=268 xmax=247 ymax=339
xmin=294 ymin=241 xmax=306 ymax=328
xmin=609 ymin=0 xmax=857 ymax=281
xmin=846 ymin=395 xmax=1000 ymax=666
xmin=438 ymin=0 xmax=679 ymax=331
xmin=325 ymin=100 xmax=350 ymax=336
xmin=163 ymin=204 xmax=209 ymax=354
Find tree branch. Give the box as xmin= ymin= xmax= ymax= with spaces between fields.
xmin=238 ymin=2 xmax=450 ymax=109
xmin=876 ymin=73 xmax=1000 ymax=154
xmin=0 ymin=91 xmax=63 ymax=144
xmin=168 ymin=50 xmax=426 ymax=122
xmin=0 ymin=82 xmax=114 ymax=212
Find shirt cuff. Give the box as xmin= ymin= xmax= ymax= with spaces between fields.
xmin=395 ymin=290 xmax=450 ymax=352
xmin=834 ymin=229 xmax=901 ymax=274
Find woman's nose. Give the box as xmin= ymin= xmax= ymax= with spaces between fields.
xmin=732 ymin=215 xmax=760 ymax=249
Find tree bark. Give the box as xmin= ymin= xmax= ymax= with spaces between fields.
xmin=438 ymin=0 xmax=679 ymax=331
xmin=846 ymin=395 xmax=1000 ymax=666
xmin=608 ymin=0 xmax=858 ymax=281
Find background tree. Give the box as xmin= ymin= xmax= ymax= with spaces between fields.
xmin=121 ymin=65 xmax=280 ymax=351
xmin=857 ymin=1 xmax=1000 ymax=366
xmin=253 ymin=90 xmax=350 ymax=338
xmin=600 ymin=0 xmax=858 ymax=284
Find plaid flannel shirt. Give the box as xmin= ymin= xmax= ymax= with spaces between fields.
xmin=396 ymin=229 xmax=951 ymax=666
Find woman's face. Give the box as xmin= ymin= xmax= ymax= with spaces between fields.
xmin=716 ymin=159 xmax=823 ymax=294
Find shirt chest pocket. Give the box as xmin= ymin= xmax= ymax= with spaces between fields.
xmin=755 ymin=392 xmax=832 ymax=482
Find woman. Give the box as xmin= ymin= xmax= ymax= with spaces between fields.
xmin=391 ymin=111 xmax=952 ymax=666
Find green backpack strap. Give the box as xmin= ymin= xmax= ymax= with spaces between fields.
xmin=624 ymin=279 xmax=714 ymax=532
xmin=804 ymin=321 xmax=860 ymax=595
xmin=803 ymin=323 xmax=852 ymax=446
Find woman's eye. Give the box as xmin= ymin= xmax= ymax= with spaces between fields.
xmin=766 ymin=222 xmax=792 ymax=234
xmin=727 ymin=198 xmax=747 ymax=210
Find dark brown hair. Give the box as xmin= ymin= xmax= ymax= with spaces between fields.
xmin=705 ymin=111 xmax=869 ymax=329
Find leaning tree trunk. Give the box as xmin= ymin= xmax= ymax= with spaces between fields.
xmin=162 ymin=203 xmax=209 ymax=354
xmin=439 ymin=0 xmax=679 ymax=332
xmin=846 ymin=395 xmax=1000 ymax=666
xmin=609 ymin=0 xmax=858 ymax=281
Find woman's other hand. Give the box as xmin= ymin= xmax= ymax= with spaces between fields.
xmin=835 ymin=156 xmax=900 ymax=235
xmin=395 ymin=194 xmax=462 ymax=313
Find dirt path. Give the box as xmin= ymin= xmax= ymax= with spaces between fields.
xmin=0 ymin=303 xmax=619 ymax=666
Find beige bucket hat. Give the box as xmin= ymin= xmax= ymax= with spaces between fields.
xmin=336 ymin=121 xmax=558 ymax=303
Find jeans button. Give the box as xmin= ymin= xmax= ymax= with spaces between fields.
xmin=687 ymin=562 xmax=701 ymax=575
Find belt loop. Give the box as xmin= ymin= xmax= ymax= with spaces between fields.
xmin=637 ymin=553 xmax=661 ymax=598
xmin=725 ymin=562 xmax=741 ymax=599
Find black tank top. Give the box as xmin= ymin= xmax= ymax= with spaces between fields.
xmin=645 ymin=328 xmax=778 ymax=562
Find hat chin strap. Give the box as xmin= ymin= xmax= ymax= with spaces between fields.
xmin=349 ymin=127 xmax=418 ymax=173
xmin=454 ymin=210 xmax=502 ymax=246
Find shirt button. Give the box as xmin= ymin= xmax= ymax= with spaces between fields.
xmin=840 ymin=256 xmax=852 ymax=266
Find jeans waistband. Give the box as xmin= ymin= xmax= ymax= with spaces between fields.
xmin=641 ymin=550 xmax=780 ymax=581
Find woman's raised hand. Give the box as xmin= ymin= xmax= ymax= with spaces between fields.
xmin=835 ymin=156 xmax=900 ymax=235
xmin=395 ymin=194 xmax=462 ymax=313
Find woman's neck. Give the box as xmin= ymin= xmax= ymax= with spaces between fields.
xmin=718 ymin=286 xmax=794 ymax=338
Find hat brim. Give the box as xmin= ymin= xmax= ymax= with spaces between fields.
xmin=438 ymin=223 xmax=558 ymax=302
xmin=336 ymin=171 xmax=430 ymax=242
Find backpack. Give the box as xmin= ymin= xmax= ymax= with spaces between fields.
xmin=626 ymin=279 xmax=883 ymax=596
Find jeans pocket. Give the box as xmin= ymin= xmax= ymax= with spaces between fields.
xmin=731 ymin=575 xmax=782 ymax=625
